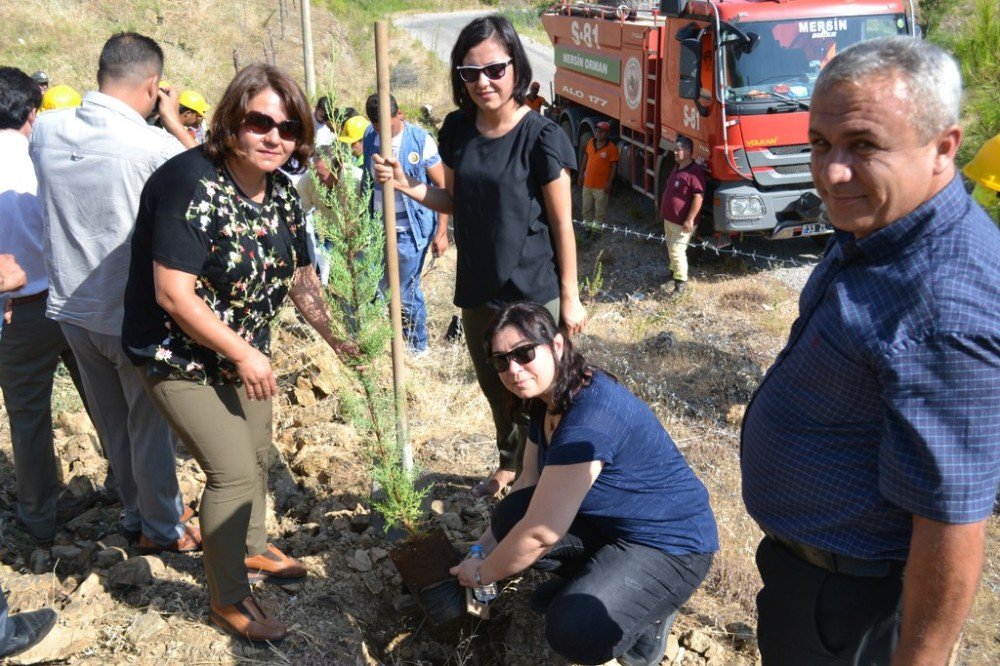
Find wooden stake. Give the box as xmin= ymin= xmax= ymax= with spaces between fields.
xmin=375 ymin=21 xmax=412 ymax=472
xmin=300 ymin=0 xmax=316 ymax=99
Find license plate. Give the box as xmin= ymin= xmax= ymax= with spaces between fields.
xmin=801 ymin=223 xmax=828 ymax=236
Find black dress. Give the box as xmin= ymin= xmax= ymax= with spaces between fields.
xmin=438 ymin=109 xmax=576 ymax=309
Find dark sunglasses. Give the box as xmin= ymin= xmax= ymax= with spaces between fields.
xmin=489 ymin=343 xmax=539 ymax=372
xmin=456 ymin=59 xmax=513 ymax=83
xmin=242 ymin=111 xmax=303 ymax=142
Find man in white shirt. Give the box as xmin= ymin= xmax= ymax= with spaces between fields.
xmin=0 ymin=66 xmax=91 ymax=544
xmin=31 ymin=32 xmax=200 ymax=553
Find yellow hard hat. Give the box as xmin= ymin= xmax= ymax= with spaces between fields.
xmin=963 ymin=133 xmax=1000 ymax=193
xmin=179 ymin=90 xmax=210 ymax=116
xmin=339 ymin=115 xmax=371 ymax=145
xmin=40 ymin=84 xmax=82 ymax=111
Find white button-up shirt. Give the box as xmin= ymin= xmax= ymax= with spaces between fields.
xmin=30 ymin=90 xmax=184 ymax=335
xmin=0 ymin=129 xmax=48 ymax=302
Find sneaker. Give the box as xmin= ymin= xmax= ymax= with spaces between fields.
xmin=0 ymin=608 xmax=58 ymax=658
xmin=659 ymin=278 xmax=676 ymax=293
xmin=617 ymin=611 xmax=678 ymax=666
xmin=670 ymin=281 xmax=688 ymax=299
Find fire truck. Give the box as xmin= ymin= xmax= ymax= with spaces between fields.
xmin=542 ymin=0 xmax=917 ymax=240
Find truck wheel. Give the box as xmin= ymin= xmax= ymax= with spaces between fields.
xmin=577 ymin=130 xmax=593 ymax=180
xmin=561 ymin=119 xmax=574 ymax=146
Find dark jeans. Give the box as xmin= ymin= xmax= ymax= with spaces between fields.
xmin=756 ymin=536 xmax=904 ymax=665
xmin=492 ymin=487 xmax=713 ymax=665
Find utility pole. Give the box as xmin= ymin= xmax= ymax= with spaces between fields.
xmin=300 ymin=0 xmax=316 ymax=99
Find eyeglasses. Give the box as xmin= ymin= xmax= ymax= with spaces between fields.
xmin=456 ymin=59 xmax=514 ymax=83
xmin=242 ymin=111 xmax=303 ymax=142
xmin=489 ymin=343 xmax=539 ymax=372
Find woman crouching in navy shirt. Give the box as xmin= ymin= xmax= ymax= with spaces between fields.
xmin=450 ymin=301 xmax=718 ymax=666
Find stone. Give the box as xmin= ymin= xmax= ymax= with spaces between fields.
xmin=8 ymin=623 xmax=81 ymax=665
xmin=369 ymin=547 xmax=388 ymax=563
xmin=665 ymin=633 xmax=680 ymax=662
xmin=293 ymin=386 xmax=317 ymax=406
xmin=97 ymin=533 xmax=130 ymax=550
xmin=65 ymin=475 xmax=96 ymax=499
xmin=73 ymin=573 xmax=106 ymax=599
xmin=347 ymin=549 xmax=372 ymax=572
xmin=127 ymin=612 xmax=168 ymax=645
xmin=50 ymin=545 xmax=82 ymax=562
xmin=437 ymin=512 xmax=463 ymax=531
xmin=429 ymin=500 xmax=445 ymax=515
xmin=330 ymin=516 xmax=351 ymax=532
xmin=349 ymin=512 xmax=371 ymax=533
xmin=108 ymin=556 xmax=165 ymax=588
xmin=64 ymin=506 xmax=101 ymax=530
xmin=56 ymin=410 xmax=95 ymax=436
xmin=29 ymin=550 xmax=50 ymax=574
xmin=95 ymin=547 xmax=127 ymax=568
xmin=725 ymin=621 xmax=755 ymax=651
xmin=682 ymin=629 xmax=719 ymax=656
xmin=361 ymin=572 xmax=383 ymax=594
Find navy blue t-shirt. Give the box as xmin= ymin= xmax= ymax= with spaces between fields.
xmin=530 ymin=371 xmax=718 ymax=555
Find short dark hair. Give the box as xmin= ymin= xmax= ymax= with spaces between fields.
xmin=365 ymin=93 xmax=398 ymax=123
xmin=482 ymin=301 xmax=597 ymax=416
xmin=0 ymin=67 xmax=42 ymax=130
xmin=97 ymin=32 xmax=164 ymax=86
xmin=676 ymin=135 xmax=694 ymax=150
xmin=204 ymin=64 xmax=314 ymax=174
xmin=450 ymin=15 xmax=531 ymax=112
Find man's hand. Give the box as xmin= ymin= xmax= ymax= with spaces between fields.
xmin=560 ymin=296 xmax=587 ymax=337
xmin=0 ymin=254 xmax=27 ymax=294
xmin=157 ymin=86 xmax=198 ymax=149
xmin=682 ymin=220 xmax=695 ymax=234
xmin=892 ymin=516 xmax=986 ymax=666
xmin=372 ymin=154 xmax=408 ymax=189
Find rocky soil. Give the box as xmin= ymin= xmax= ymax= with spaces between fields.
xmin=1 ymin=186 xmax=994 ymax=665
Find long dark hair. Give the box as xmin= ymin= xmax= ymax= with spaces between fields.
xmin=483 ymin=302 xmax=593 ymax=415
xmin=204 ymin=63 xmax=314 ymax=174
xmin=449 ymin=15 xmax=532 ymax=112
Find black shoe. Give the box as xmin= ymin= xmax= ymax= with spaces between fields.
xmin=529 ymin=577 xmax=567 ymax=614
xmin=670 ymin=281 xmax=688 ymax=299
xmin=0 ymin=608 xmax=58 ymax=658
xmin=617 ymin=610 xmax=677 ymax=666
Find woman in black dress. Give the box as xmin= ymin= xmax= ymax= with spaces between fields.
xmin=375 ymin=15 xmax=587 ymax=496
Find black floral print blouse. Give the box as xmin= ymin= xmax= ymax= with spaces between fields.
xmin=123 ymin=146 xmax=310 ymax=385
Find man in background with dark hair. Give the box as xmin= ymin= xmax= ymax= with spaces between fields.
xmin=362 ymin=92 xmax=448 ymax=357
xmin=30 ymin=32 xmax=199 ymax=553
xmin=0 ymin=66 xmax=92 ymax=544
xmin=0 ymin=252 xmax=58 ymax=659
xmin=659 ymin=135 xmax=704 ymax=298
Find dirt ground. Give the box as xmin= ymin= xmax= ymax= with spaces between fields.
xmin=0 ymin=185 xmax=997 ymax=665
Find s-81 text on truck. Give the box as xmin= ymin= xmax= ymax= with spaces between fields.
xmin=543 ymin=0 xmax=916 ymax=241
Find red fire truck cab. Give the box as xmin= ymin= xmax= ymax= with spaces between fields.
xmin=542 ymin=0 xmax=917 ymax=239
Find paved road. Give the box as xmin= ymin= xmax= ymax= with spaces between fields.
xmin=395 ymin=10 xmax=557 ymax=97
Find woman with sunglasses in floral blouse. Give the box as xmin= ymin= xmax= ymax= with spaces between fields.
xmin=450 ymin=302 xmax=717 ymax=666
xmin=122 ymin=64 xmax=356 ymax=644
xmin=375 ymin=15 xmax=587 ymax=499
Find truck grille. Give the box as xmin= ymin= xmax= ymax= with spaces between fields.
xmin=768 ymin=144 xmax=810 ymax=156
xmin=772 ymin=163 xmax=811 ymax=175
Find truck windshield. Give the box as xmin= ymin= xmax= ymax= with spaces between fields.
xmin=724 ymin=15 xmax=908 ymax=104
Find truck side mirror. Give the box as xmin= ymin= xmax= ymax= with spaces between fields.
xmin=678 ymin=37 xmax=701 ymax=100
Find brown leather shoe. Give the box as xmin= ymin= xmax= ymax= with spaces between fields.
xmin=245 ymin=543 xmax=307 ymax=582
xmin=139 ymin=523 xmax=202 ymax=554
xmin=209 ymin=595 xmax=287 ymax=644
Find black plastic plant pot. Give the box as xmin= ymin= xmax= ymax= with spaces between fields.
xmin=390 ymin=526 xmax=465 ymax=625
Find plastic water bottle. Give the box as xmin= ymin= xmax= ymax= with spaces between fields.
xmin=469 ymin=544 xmax=498 ymax=603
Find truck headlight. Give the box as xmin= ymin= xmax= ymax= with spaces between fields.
xmin=727 ymin=195 xmax=765 ymax=220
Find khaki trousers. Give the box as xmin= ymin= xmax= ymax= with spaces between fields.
xmin=461 ymin=298 xmax=560 ymax=473
xmin=138 ymin=372 xmax=271 ymax=606
xmin=581 ymin=187 xmax=609 ymax=227
xmin=663 ymin=221 xmax=694 ymax=282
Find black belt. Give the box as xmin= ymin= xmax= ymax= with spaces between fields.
xmin=8 ymin=289 xmax=48 ymax=307
xmin=766 ymin=533 xmax=905 ymax=578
